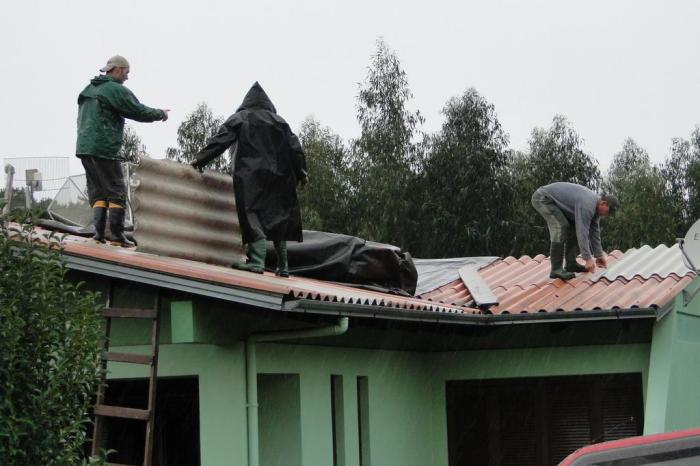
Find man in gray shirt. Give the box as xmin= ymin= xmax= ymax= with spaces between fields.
xmin=532 ymin=182 xmax=619 ymax=280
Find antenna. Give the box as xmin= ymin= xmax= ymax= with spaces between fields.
xmin=679 ymin=219 xmax=700 ymax=271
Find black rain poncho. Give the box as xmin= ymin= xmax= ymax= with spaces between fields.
xmin=194 ymin=82 xmax=307 ymax=243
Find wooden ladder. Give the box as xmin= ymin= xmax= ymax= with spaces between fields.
xmin=91 ymin=303 xmax=161 ymax=466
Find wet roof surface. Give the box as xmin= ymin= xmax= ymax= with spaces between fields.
xmin=27 ymin=225 xmax=695 ymax=317
xmin=420 ymin=245 xmax=695 ymax=314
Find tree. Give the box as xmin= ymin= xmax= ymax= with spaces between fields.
xmin=523 ymin=115 xmax=601 ymax=190
xmin=603 ymin=139 xmax=677 ymax=250
xmin=297 ymin=117 xmax=353 ymax=233
xmin=118 ymin=124 xmax=148 ymax=164
xmin=166 ymin=103 xmax=228 ymax=172
xmin=419 ymin=88 xmax=513 ymax=256
xmin=351 ymin=38 xmax=425 ymax=247
xmin=662 ymin=126 xmax=700 ymax=237
xmin=0 ymin=212 xmax=103 ymax=465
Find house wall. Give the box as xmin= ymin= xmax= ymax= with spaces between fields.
xmin=107 ymin=337 xmax=650 ymax=466
xmin=87 ymin=275 xmax=656 ymax=465
xmin=645 ymin=280 xmax=700 ymax=434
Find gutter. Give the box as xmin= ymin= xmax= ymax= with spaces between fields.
xmin=283 ymin=299 xmax=660 ymax=325
xmin=245 ymin=317 xmax=349 ymax=466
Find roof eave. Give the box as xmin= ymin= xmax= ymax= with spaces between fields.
xmin=63 ymin=252 xmax=666 ymax=326
xmin=284 ymin=299 xmax=661 ymax=325
xmin=64 ymin=253 xmax=284 ymax=311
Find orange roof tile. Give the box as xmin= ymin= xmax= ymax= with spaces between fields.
xmin=15 ymin=224 xmax=694 ymax=319
xmin=420 ymin=246 xmax=695 ymax=314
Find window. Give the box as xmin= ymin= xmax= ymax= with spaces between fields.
xmin=446 ymin=374 xmax=644 ymax=466
xmin=332 ymin=375 xmax=345 ymax=466
xmin=357 ymin=376 xmax=371 ymax=466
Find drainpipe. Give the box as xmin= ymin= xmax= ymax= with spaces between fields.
xmin=245 ymin=317 xmax=349 ymax=466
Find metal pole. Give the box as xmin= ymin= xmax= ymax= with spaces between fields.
xmin=3 ymin=164 xmax=14 ymax=215
xmin=24 ymin=185 xmax=33 ymax=210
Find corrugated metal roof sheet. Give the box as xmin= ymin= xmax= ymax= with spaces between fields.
xmin=594 ymin=244 xmax=692 ymax=281
xmin=16 ymin=224 xmax=694 ymax=319
xmin=420 ymin=248 xmax=695 ymax=314
xmin=131 ymin=157 xmax=244 ymax=266
xmin=39 ymin=227 xmax=479 ymax=316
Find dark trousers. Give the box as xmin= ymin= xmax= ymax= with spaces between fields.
xmin=79 ymin=156 xmax=127 ymax=207
xmin=531 ymin=189 xmax=576 ymax=245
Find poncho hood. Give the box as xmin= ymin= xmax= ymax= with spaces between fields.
xmin=236 ymin=82 xmax=276 ymax=113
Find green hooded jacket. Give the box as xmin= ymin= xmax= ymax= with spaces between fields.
xmin=76 ymin=76 xmax=165 ymax=160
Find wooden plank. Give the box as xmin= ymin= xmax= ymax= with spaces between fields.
xmin=95 ymin=404 xmax=151 ymax=421
xmin=102 ymin=308 xmax=157 ymax=319
xmin=458 ymin=265 xmax=499 ymax=308
xmin=102 ymin=351 xmax=153 ymax=365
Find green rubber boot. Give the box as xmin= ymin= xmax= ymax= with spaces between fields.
xmin=549 ymin=242 xmax=575 ymax=280
xmin=565 ymin=242 xmax=587 ymax=273
xmin=232 ymin=239 xmax=266 ymax=274
xmin=274 ymin=241 xmax=289 ymax=277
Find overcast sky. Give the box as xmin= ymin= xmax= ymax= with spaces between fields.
xmin=2 ymin=0 xmax=699 ymax=178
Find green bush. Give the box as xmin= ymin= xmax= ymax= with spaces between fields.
xmin=0 ymin=209 xmax=104 ymax=465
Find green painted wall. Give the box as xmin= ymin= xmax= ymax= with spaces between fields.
xmin=108 ymin=337 xmax=650 ymax=466
xmin=645 ymin=282 xmax=700 ymax=434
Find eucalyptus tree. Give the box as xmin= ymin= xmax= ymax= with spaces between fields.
xmin=297 ymin=117 xmax=353 ymax=233
xmin=419 ymin=88 xmax=513 ymax=257
xmin=165 ymin=103 xmax=228 ymax=172
xmin=662 ymin=126 xmax=700 ymax=237
xmin=603 ymin=139 xmax=676 ymax=251
xmin=351 ymin=38 xmax=425 ymax=247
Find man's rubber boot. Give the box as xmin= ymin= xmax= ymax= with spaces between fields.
xmin=565 ymin=243 xmax=587 ymax=273
xmin=274 ymin=241 xmax=289 ymax=277
xmin=549 ymin=242 xmax=575 ymax=280
xmin=231 ymin=239 xmax=266 ymax=274
xmin=92 ymin=201 xmax=107 ymax=244
xmin=108 ymin=205 xmax=135 ymax=248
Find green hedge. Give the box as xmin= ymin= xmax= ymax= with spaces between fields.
xmin=0 ymin=211 xmax=104 ymax=465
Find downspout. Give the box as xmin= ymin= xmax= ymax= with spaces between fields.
xmin=245 ymin=317 xmax=349 ymax=466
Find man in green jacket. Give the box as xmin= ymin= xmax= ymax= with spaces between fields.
xmin=76 ymin=55 xmax=169 ymax=247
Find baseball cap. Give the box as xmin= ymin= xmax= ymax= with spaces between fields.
xmin=100 ymin=55 xmax=130 ymax=72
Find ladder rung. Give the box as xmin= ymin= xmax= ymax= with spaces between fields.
xmin=102 ymin=351 xmax=153 ymax=365
xmin=103 ymin=308 xmax=157 ymax=319
xmin=95 ymin=404 xmax=151 ymax=421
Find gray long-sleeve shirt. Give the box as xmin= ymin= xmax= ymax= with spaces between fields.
xmin=539 ymin=182 xmax=603 ymax=259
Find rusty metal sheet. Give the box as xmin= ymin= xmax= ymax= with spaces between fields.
xmin=131 ymin=157 xmax=244 ymax=266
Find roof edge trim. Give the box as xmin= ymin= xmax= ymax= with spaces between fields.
xmin=64 ymin=253 xmax=284 ymax=310
xmin=284 ymin=300 xmax=659 ymax=325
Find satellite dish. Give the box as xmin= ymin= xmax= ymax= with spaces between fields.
xmin=680 ymin=219 xmax=700 ymax=271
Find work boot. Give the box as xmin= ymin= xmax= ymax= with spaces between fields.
xmin=564 ymin=243 xmax=587 ymax=273
xmin=231 ymin=239 xmax=266 ymax=273
xmin=108 ymin=205 xmax=135 ymax=248
xmin=274 ymin=241 xmax=289 ymax=277
xmin=92 ymin=202 xmax=107 ymax=244
xmin=549 ymin=242 xmax=575 ymax=280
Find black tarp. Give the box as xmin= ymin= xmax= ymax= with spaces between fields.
xmin=265 ymin=230 xmax=418 ymax=295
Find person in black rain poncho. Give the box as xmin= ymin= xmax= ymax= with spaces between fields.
xmin=191 ymin=82 xmax=308 ymax=276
